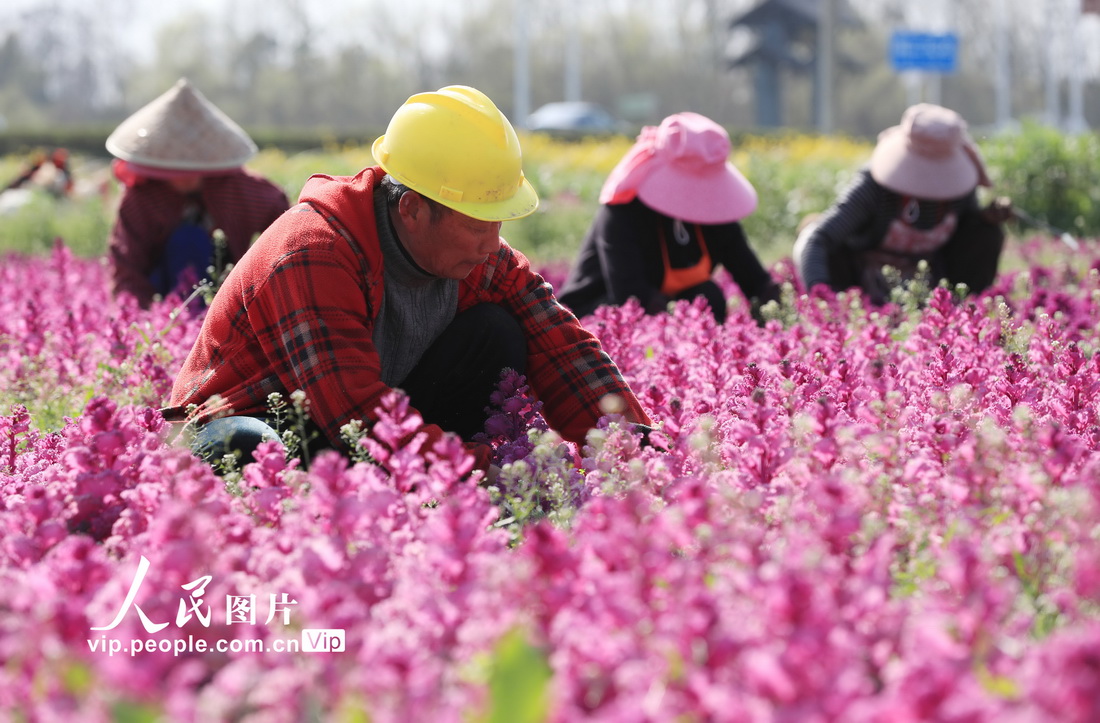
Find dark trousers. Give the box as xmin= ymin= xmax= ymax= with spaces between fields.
xmin=400 ymin=303 xmax=527 ymax=439
xmin=190 ymin=303 xmax=527 ymax=465
xmin=568 ymin=279 xmax=727 ymax=323
xmin=673 ymin=280 xmax=727 ymax=323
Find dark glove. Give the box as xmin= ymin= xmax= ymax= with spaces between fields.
xmin=981 ymin=196 xmax=1013 ymax=225
xmin=644 ymin=292 xmax=671 ymax=315
xmin=633 ymin=424 xmax=668 ymax=451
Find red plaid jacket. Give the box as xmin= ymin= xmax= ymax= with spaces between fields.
xmin=109 ymin=169 xmax=289 ymax=307
xmin=167 ymin=166 xmax=651 ymax=466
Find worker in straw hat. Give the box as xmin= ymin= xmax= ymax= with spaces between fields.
xmin=106 ymin=78 xmax=289 ymax=308
xmin=558 ymin=112 xmax=780 ymax=325
xmin=792 ymin=103 xmax=1013 ymax=305
xmin=165 ymin=85 xmax=654 ymax=472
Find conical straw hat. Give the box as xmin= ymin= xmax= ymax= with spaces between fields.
xmin=106 ymin=78 xmax=257 ymax=170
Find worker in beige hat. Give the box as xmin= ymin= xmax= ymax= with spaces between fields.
xmin=106 ymin=78 xmax=289 ymax=307
xmin=793 ymin=103 xmax=1013 ymax=304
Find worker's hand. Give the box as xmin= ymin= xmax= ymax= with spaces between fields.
xmin=981 ymin=196 xmax=1014 ymax=225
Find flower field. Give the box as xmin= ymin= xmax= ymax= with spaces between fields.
xmin=3 ymin=236 xmax=1100 ymax=722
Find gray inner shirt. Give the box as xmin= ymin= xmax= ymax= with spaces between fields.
xmin=371 ymin=190 xmax=458 ymax=387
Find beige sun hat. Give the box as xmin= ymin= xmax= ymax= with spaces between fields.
xmin=105 ymin=78 xmax=258 ymax=171
xmin=869 ymin=103 xmax=991 ymax=200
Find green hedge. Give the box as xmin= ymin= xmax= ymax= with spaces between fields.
xmin=980 ymin=122 xmax=1100 ymax=238
xmin=0 ymin=127 xmax=119 ymax=159
xmin=0 ymin=127 xmax=382 ymax=159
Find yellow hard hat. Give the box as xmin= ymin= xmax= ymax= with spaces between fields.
xmin=372 ymin=86 xmax=539 ymax=222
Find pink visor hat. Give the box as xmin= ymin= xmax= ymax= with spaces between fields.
xmin=599 ymin=112 xmax=757 ymax=224
xmin=869 ymin=103 xmax=992 ymax=200
xmin=111 ymin=159 xmax=239 ymax=188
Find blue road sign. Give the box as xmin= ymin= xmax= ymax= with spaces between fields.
xmin=889 ymin=31 xmax=959 ymax=73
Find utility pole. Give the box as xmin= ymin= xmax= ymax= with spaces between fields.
xmin=994 ymin=0 xmax=1012 ymax=128
xmin=564 ymin=0 xmax=582 ymax=102
xmin=1066 ymin=0 xmax=1088 ymax=132
xmin=925 ymin=0 xmax=953 ymax=105
xmin=816 ymin=0 xmax=836 ymax=133
xmin=514 ymin=0 xmax=531 ymax=128
xmin=1045 ymin=0 xmax=1061 ymax=128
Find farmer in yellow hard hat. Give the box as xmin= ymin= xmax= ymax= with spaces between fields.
xmin=166 ymin=86 xmax=654 ymax=472
xmin=106 ymin=78 xmax=289 ymax=308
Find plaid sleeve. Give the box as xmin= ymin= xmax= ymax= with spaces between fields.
xmin=466 ymin=243 xmax=652 ymax=445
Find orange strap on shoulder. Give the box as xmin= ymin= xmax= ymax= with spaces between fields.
xmin=659 ymin=223 xmax=713 ymax=297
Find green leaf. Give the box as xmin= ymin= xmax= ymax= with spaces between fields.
xmin=483 ymin=628 xmax=552 ymax=723
xmin=976 ymin=663 xmax=1020 ymax=700
xmin=110 ymin=700 xmax=162 ymax=723
xmin=61 ymin=661 xmax=92 ymax=696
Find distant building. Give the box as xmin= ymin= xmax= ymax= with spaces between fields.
xmin=728 ymin=0 xmax=862 ymax=129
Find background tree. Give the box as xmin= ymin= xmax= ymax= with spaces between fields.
xmin=0 ymin=0 xmax=1096 ymax=140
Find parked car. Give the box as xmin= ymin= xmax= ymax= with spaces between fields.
xmin=525 ymin=101 xmax=623 ymax=138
